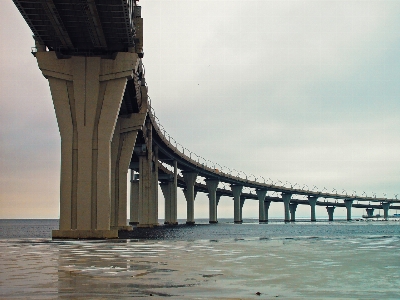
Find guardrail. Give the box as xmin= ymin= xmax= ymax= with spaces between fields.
xmin=146 ymin=97 xmax=398 ymax=203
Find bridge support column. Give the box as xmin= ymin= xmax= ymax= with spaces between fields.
xmin=206 ymin=179 xmax=219 ymax=223
xmin=160 ymin=178 xmax=177 ymax=225
xmin=289 ymin=203 xmax=298 ymax=222
xmin=37 ymin=52 xmax=139 ymax=239
xmin=240 ymin=197 xmax=246 ymax=222
xmin=256 ymin=190 xmax=267 ymax=223
xmin=382 ymin=202 xmax=390 ymax=220
xmin=344 ymin=199 xmax=353 ymax=221
xmin=365 ymin=208 xmax=374 ymax=218
xmin=326 ymin=206 xmax=335 ymax=221
xmin=183 ymin=172 xmax=198 ymax=225
xmin=111 ymin=109 xmax=146 ymax=230
xmin=264 ymin=201 xmax=271 ymax=223
xmin=129 ymin=170 xmax=139 ymax=225
xmin=231 ymin=185 xmax=243 ymax=224
xmin=308 ymin=196 xmax=318 ymax=222
xmin=137 ymin=122 xmax=159 ymax=227
xmin=282 ymin=193 xmax=292 ymax=222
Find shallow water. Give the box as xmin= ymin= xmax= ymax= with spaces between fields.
xmin=0 ymin=219 xmax=399 ymax=299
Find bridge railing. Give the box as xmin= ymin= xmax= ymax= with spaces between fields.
xmin=147 ymin=98 xmax=398 ymax=203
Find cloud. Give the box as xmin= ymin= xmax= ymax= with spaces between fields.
xmin=1 ymin=0 xmax=399 ymax=218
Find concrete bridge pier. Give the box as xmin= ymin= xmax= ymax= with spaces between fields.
xmin=110 ymin=108 xmax=147 ymax=230
xmin=282 ymin=193 xmax=292 ymax=222
xmin=308 ymin=196 xmax=318 ymax=222
xmin=344 ymin=199 xmax=353 ymax=221
xmin=183 ymin=172 xmax=198 ymax=225
xmin=206 ymin=179 xmax=220 ymax=223
xmin=160 ymin=161 xmax=178 ymax=225
xmin=231 ymin=185 xmax=243 ymax=224
xmin=256 ymin=190 xmax=267 ymax=223
xmin=326 ymin=206 xmax=335 ymax=221
xmin=37 ymin=51 xmax=140 ymax=239
xmin=137 ymin=122 xmax=159 ymax=227
xmin=160 ymin=178 xmax=178 ymax=225
xmin=129 ymin=170 xmax=139 ymax=225
xmin=240 ymin=197 xmax=246 ymax=222
xmin=365 ymin=208 xmax=374 ymax=218
xmin=381 ymin=202 xmax=390 ymax=220
xmin=264 ymin=201 xmax=271 ymax=223
xmin=289 ymin=203 xmax=298 ymax=222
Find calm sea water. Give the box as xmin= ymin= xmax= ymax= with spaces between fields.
xmin=0 ymin=219 xmax=399 ymax=299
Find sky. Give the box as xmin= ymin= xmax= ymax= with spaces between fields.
xmin=1 ymin=0 xmax=400 ymax=219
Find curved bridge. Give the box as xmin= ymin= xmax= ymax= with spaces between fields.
xmin=13 ymin=0 xmax=399 ymax=239
xmin=127 ymin=97 xmax=399 ymax=226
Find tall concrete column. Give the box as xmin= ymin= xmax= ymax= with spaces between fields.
xmin=256 ymin=189 xmax=267 ymax=223
xmin=206 ymin=179 xmax=219 ymax=223
xmin=160 ymin=180 xmax=174 ymax=224
xmin=111 ymin=107 xmax=147 ymax=230
xmin=264 ymin=201 xmax=271 ymax=223
xmin=289 ymin=203 xmax=298 ymax=222
xmin=37 ymin=51 xmax=139 ymax=239
xmin=308 ymin=196 xmax=318 ymax=222
xmin=240 ymin=197 xmax=246 ymax=222
xmin=182 ymin=172 xmax=198 ymax=225
xmin=365 ymin=208 xmax=374 ymax=218
xmin=137 ymin=122 xmax=158 ymax=227
xmin=129 ymin=170 xmax=139 ymax=225
xmin=381 ymin=202 xmax=390 ymax=220
xmin=282 ymin=193 xmax=292 ymax=222
xmin=344 ymin=199 xmax=353 ymax=221
xmin=326 ymin=206 xmax=335 ymax=221
xmin=172 ymin=160 xmax=178 ymax=224
xmin=231 ymin=185 xmax=243 ymax=224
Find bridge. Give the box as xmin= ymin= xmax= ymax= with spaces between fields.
xmin=13 ymin=1 xmax=399 ymax=239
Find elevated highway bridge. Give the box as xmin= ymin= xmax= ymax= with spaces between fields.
xmin=13 ymin=1 xmax=399 ymax=239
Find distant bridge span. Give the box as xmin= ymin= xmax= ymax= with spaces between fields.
xmin=13 ymin=1 xmax=398 ymax=239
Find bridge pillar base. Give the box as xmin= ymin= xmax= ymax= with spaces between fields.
xmin=111 ymin=225 xmax=133 ymax=231
xmin=137 ymin=224 xmax=159 ymax=228
xmin=164 ymin=221 xmax=178 ymax=225
xmin=234 ymin=220 xmax=243 ymax=224
xmin=52 ymin=230 xmax=118 ymax=239
xmin=259 ymin=220 xmax=268 ymax=224
xmin=186 ymin=221 xmax=195 ymax=225
xmin=129 ymin=221 xmax=139 ymax=225
xmin=209 ymin=220 xmax=218 ymax=224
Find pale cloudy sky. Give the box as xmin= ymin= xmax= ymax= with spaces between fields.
xmin=1 ymin=0 xmax=399 ymax=219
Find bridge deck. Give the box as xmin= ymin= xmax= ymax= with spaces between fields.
xmin=13 ymin=0 xmax=139 ymax=55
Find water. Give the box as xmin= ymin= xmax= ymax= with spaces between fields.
xmin=0 ymin=219 xmax=399 ymax=299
